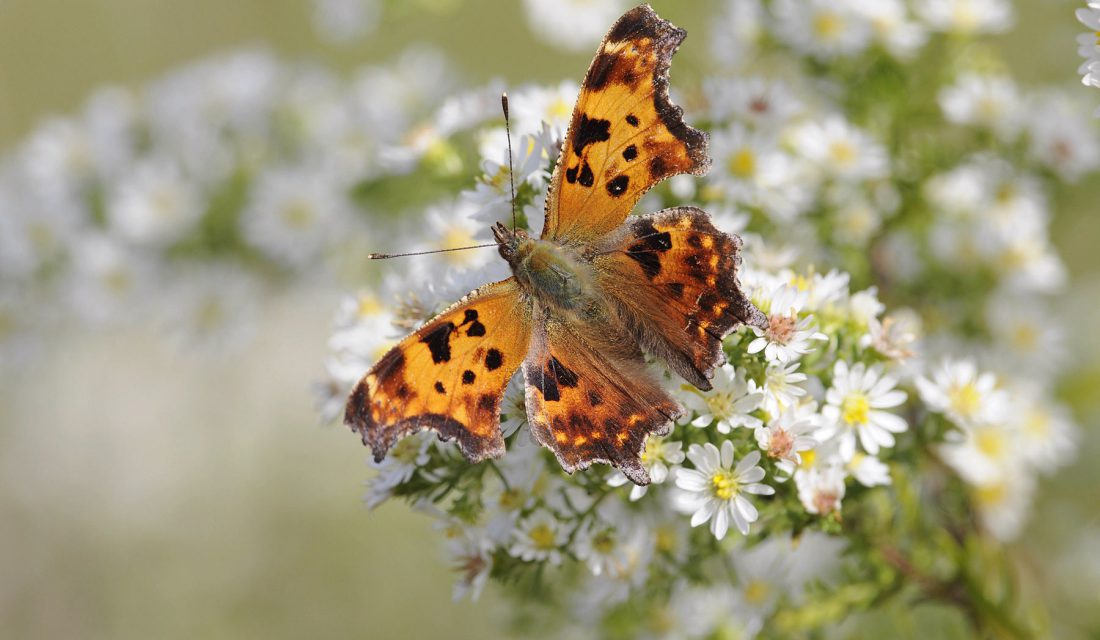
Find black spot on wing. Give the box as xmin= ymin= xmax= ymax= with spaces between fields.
xmin=530 ymin=367 xmax=560 ymax=402
xmin=649 ymin=155 xmax=668 ymax=180
xmin=434 ymin=381 xmax=445 ymax=394
xmin=587 ymin=390 xmax=603 ymax=407
xmin=462 ymin=370 xmax=476 ymax=385
xmin=548 ymin=357 xmax=579 ymax=388
xmin=478 ymin=394 xmax=496 ymax=411
xmin=572 ymin=114 xmax=611 ymax=156
xmin=585 ymin=50 xmax=623 ymax=91
xmin=565 ymin=165 xmax=578 ymax=184
xmin=459 ymin=309 xmax=486 ymax=337
xmin=485 ymin=348 xmax=503 ymax=371
xmin=578 ymin=162 xmax=595 ymax=188
xmin=625 ymin=219 xmax=673 ymax=280
xmin=626 ymin=114 xmax=639 ymax=127
xmin=623 ymin=145 xmax=638 ymax=161
xmin=606 ymin=175 xmax=629 ymax=197
xmin=666 ymin=282 xmax=685 ymax=299
xmin=421 ymin=323 xmax=455 ymax=363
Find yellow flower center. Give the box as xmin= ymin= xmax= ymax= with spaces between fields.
xmin=813 ymin=11 xmax=844 ymax=40
xmin=743 ymin=579 xmax=772 ymax=605
xmin=282 ymin=201 xmax=315 ymax=229
xmin=529 ymin=523 xmax=557 ymax=550
xmin=390 ymin=436 xmax=423 ymax=464
xmin=356 ymin=294 xmax=383 ymax=318
xmin=800 ymin=448 xmax=816 ymax=468
xmin=974 ymin=481 xmax=1006 ymax=506
xmin=499 ymin=488 xmax=525 ymax=512
xmin=788 ymin=273 xmax=811 ymax=291
xmin=441 ymin=227 xmax=477 ymax=265
xmin=948 ymin=382 xmax=981 ymax=418
xmin=952 ymin=2 xmax=979 ymax=31
xmin=1011 ymin=324 xmax=1038 ymax=351
xmin=654 ymin=526 xmax=677 ymax=554
xmin=974 ymin=427 xmax=1006 ymax=459
xmin=829 ymin=141 xmax=857 ymax=167
xmin=1024 ymin=410 xmax=1050 ymax=437
xmin=728 ymin=148 xmax=757 ymax=178
xmin=711 ymin=471 xmax=739 ymax=501
xmin=841 ymin=393 xmax=870 ymax=426
xmin=592 ymin=530 xmax=616 ymax=554
xmin=548 ymin=97 xmax=571 ymax=121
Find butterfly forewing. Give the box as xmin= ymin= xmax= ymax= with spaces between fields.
xmin=542 ymin=5 xmax=710 ymax=244
xmin=345 ymin=278 xmax=532 ymax=463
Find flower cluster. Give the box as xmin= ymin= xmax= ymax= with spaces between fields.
xmin=314 ymin=1 xmax=1095 ymax=636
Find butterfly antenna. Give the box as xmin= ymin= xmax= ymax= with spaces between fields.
xmin=502 ymin=92 xmax=518 ymax=233
xmin=368 ymin=244 xmax=499 ymax=260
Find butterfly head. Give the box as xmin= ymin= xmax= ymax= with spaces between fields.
xmin=492 ymin=221 xmax=529 ymax=264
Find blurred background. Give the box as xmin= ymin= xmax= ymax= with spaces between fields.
xmin=1 ymin=0 xmax=1098 ymax=637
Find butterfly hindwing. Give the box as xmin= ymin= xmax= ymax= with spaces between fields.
xmin=593 ymin=207 xmax=767 ymax=391
xmin=345 ymin=278 xmax=532 ymax=463
xmin=522 ymin=308 xmax=683 ymax=485
xmin=542 ymin=4 xmax=709 ymax=244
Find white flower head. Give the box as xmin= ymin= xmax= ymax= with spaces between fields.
xmin=522 ymin=0 xmax=630 ymax=52
xmin=916 ymin=0 xmax=1014 ymax=35
xmin=509 ymin=509 xmax=569 ymax=565
xmin=771 ymin=0 xmax=873 ymax=61
xmin=916 ymin=359 xmax=1008 ymax=428
xmin=446 ymin=530 xmax=494 ymax=602
xmin=673 ymin=441 xmax=774 ymax=539
xmin=679 ymin=364 xmax=764 ymax=433
xmin=107 ymin=157 xmax=204 ymax=247
xmin=938 ymin=73 xmax=1023 ymax=141
xmin=820 ymin=360 xmax=908 ymax=461
xmin=755 ymin=409 xmax=820 ymax=478
xmin=748 ymin=284 xmax=828 ymax=364
xmin=793 ymin=116 xmax=889 ymax=182
xmin=761 ymin=361 xmax=810 ymax=416
xmin=795 ymin=463 xmax=846 ymax=516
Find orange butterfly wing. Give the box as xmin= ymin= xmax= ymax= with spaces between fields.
xmin=593 ymin=207 xmax=768 ymax=391
xmin=345 ymin=279 xmax=532 ymax=463
xmin=542 ymin=5 xmax=709 ymax=244
xmin=522 ymin=309 xmax=683 ymax=485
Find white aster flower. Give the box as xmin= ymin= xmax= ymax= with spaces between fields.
xmin=710 ymin=0 xmax=767 ymax=67
xmin=509 ymin=509 xmax=569 ymax=565
xmin=916 ymin=359 xmax=1008 ymax=428
xmin=704 ymin=76 xmax=802 ymax=128
xmin=446 ymin=531 xmax=494 ymax=602
xmin=710 ymin=125 xmax=798 ymax=210
xmin=732 ymin=536 xmax=799 ymax=623
xmin=793 ymin=116 xmax=889 ymax=181
xmin=748 ymin=284 xmax=828 ymax=364
xmin=521 ymin=0 xmax=630 ymax=52
xmin=65 ymin=234 xmax=155 ymax=325
xmin=508 ymin=81 xmax=578 ymax=140
xmin=328 ymin=290 xmax=398 ymax=362
xmin=771 ymin=0 xmax=873 ymax=61
xmin=1008 ymin=390 xmax=1078 ymax=473
xmin=107 ymin=157 xmax=205 ymax=247
xmin=364 ymin=432 xmax=432 ymax=508
xmin=673 ymin=442 xmax=774 ymax=539
xmin=761 ymin=361 xmax=810 ymax=416
xmin=1025 ymin=92 xmax=1100 ymax=181
xmin=847 ymin=452 xmax=891 ymax=487
xmin=407 ymin=198 xmax=498 ymax=282
xmin=916 ymin=0 xmax=1014 ymax=35
xmin=938 ymin=419 xmax=1024 ymax=486
xmin=680 ymin=364 xmax=764 ymax=433
xmin=862 ymin=311 xmax=920 ymax=361
xmin=971 ymin=473 xmax=1034 ymax=542
xmin=241 ymin=164 xmax=352 ymax=269
xmin=849 ymin=0 xmax=928 ymax=59
xmin=755 ymin=410 xmax=819 ymax=478
xmin=161 ymin=263 xmax=259 ymax=355
xmin=820 ymin=360 xmax=908 ymax=461
xmin=795 ymin=463 xmax=846 ymax=516
xmin=938 ymin=73 xmax=1023 ymax=141
xmin=607 ymin=435 xmax=684 ymax=501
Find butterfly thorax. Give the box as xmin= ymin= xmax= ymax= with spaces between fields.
xmin=493 ymin=222 xmax=595 ymax=315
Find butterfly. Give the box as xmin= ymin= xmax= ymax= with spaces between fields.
xmin=345 ymin=4 xmax=767 ymax=485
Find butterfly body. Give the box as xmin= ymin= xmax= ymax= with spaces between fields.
xmin=494 ymin=222 xmax=596 ymax=317
xmin=346 ymin=5 xmax=768 ymax=485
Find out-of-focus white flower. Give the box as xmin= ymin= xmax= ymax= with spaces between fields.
xmin=847 ymin=452 xmax=891 ymax=487
xmin=748 ymin=284 xmax=828 ymax=364
xmin=970 ymin=473 xmax=1034 ymax=541
xmin=771 ymin=0 xmax=873 ymax=61
xmin=916 ymin=359 xmax=1008 ymax=428
xmin=862 ymin=312 xmax=921 ymax=362
xmin=66 ymin=234 xmax=156 ymax=325
xmin=704 ymin=76 xmax=802 ymax=128
xmin=674 ymin=442 xmax=774 ymax=539
xmin=311 ymin=0 xmax=380 ymax=44
xmin=508 ymin=81 xmax=579 ymax=140
xmin=916 ymin=0 xmax=1014 ymax=35
xmin=466 ymin=124 xmax=554 ymax=230
xmin=680 ymin=364 xmax=764 ymax=433
xmin=1008 ymin=389 xmax=1078 ymax=473
xmin=710 ymin=0 xmax=766 ymax=67
xmin=820 ymin=360 xmax=908 ymax=461
xmin=107 ymin=157 xmax=204 ymax=247
xmin=364 ymin=432 xmax=432 ymax=508
xmin=710 ymin=125 xmax=809 ymax=221
xmin=607 ymin=435 xmax=684 ymax=501
xmin=938 ymin=73 xmax=1023 ymax=141
xmin=849 ymin=0 xmax=928 ymax=59
xmin=405 ymin=198 xmax=498 ymax=283
xmin=446 ymin=530 xmax=494 ymax=602
xmin=795 ymin=462 xmax=846 ymax=516
xmin=241 ymin=164 xmax=353 ymax=269
xmin=938 ymin=419 xmax=1023 ymax=486
xmin=793 ymin=116 xmax=889 ymax=182
xmin=161 ymin=262 xmax=260 ymax=355
xmin=521 ymin=0 xmax=629 ymax=52
xmin=1025 ymin=92 xmax=1100 ymax=181
xmin=510 ymin=509 xmax=569 ymax=565
xmin=984 ymin=293 xmax=1064 ymax=373
xmin=328 ymin=291 xmax=398 ymax=361
xmin=755 ymin=409 xmax=819 ymax=478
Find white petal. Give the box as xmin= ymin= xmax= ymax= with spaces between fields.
xmin=720 ymin=440 xmax=735 ymax=468
xmin=712 ymin=505 xmax=730 ymax=540
xmin=744 ymin=482 xmax=775 ymax=495
xmin=871 ymin=390 xmax=907 ymax=408
xmin=871 ymin=410 xmax=908 ymax=433
xmin=747 ymin=338 xmax=767 ymax=354
xmin=739 ymin=466 xmax=766 ymax=484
